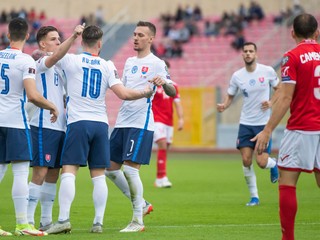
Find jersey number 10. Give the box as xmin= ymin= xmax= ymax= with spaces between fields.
xmin=81 ymin=67 xmax=102 ymax=99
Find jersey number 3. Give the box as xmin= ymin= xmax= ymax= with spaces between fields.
xmin=314 ymin=65 xmax=320 ymax=100
xmin=82 ymin=67 xmax=102 ymax=99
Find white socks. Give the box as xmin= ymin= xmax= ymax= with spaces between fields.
xmin=105 ymin=169 xmax=130 ymax=199
xmin=123 ymin=165 xmax=143 ymax=225
xmin=27 ymin=182 xmax=41 ymax=225
xmin=92 ymin=175 xmax=108 ymax=225
xmin=265 ymin=157 xmax=277 ymax=169
xmin=58 ymin=173 xmax=75 ymax=222
xmin=243 ymin=164 xmax=259 ymax=199
xmin=12 ymin=161 xmax=30 ymax=224
xmin=40 ymin=182 xmax=56 ymax=226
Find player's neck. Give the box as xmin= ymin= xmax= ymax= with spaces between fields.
xmin=82 ymin=47 xmax=99 ymax=56
xmin=245 ymin=62 xmax=257 ymax=72
xmin=137 ymin=49 xmax=151 ymax=58
xmin=9 ymin=41 xmax=24 ymax=51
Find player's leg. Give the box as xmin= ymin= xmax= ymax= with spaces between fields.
xmin=47 ymin=122 xmax=89 ymax=234
xmin=90 ymin=168 xmax=107 ymax=233
xmin=278 ymin=170 xmax=300 ymax=240
xmin=277 ymin=130 xmax=318 ymax=240
xmin=240 ymin=147 xmax=259 ymax=206
xmin=120 ymin=128 xmax=153 ymax=232
xmin=237 ymin=124 xmax=259 ymax=206
xmin=28 ymin=166 xmax=49 ymax=226
xmin=154 ymin=122 xmax=172 ymax=188
xmin=39 ymin=168 xmax=60 ymax=230
xmin=87 ymin=122 xmax=110 ymax=233
xmin=253 ymin=125 xmax=278 ymax=183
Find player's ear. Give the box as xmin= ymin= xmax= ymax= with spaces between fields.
xmin=26 ymin=33 xmax=30 ymax=41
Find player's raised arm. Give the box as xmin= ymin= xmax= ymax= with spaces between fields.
xmin=44 ymin=24 xmax=85 ymax=68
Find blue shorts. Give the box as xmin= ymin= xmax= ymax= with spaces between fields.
xmin=61 ymin=121 xmax=110 ymax=169
xmin=237 ymin=124 xmax=272 ymax=154
xmin=0 ymin=127 xmax=32 ymax=163
xmin=31 ymin=126 xmax=65 ymax=168
xmin=110 ymin=128 xmax=154 ymax=165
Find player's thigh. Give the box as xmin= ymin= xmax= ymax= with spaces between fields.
xmin=31 ymin=126 xmax=65 ymax=168
xmin=278 ymin=130 xmax=320 ymax=172
xmin=61 ymin=121 xmax=90 ymax=167
xmin=5 ymin=127 xmax=32 ymax=162
xmin=154 ymin=122 xmax=166 ymax=143
xmin=110 ymin=128 xmax=125 ymax=164
xmin=88 ymin=122 xmax=110 ymax=169
xmin=123 ymin=128 xmax=154 ymax=165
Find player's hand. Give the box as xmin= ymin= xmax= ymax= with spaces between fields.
xmin=251 ymin=130 xmax=271 ymax=155
xmin=261 ymin=100 xmax=271 ymax=111
xmin=142 ymin=84 xmax=154 ymax=98
xmin=73 ymin=23 xmax=85 ymax=37
xmin=178 ymin=119 xmax=184 ymax=131
xmin=50 ymin=106 xmax=59 ymax=123
xmin=148 ymin=76 xmax=166 ymax=86
xmin=217 ymin=103 xmax=226 ymax=112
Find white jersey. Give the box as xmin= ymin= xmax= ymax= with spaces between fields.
xmin=115 ymin=53 xmax=172 ymax=131
xmin=0 ymin=48 xmax=36 ymax=129
xmin=56 ymin=53 xmax=122 ymax=125
xmin=227 ymin=63 xmax=279 ymax=125
xmin=29 ymin=55 xmax=66 ymax=131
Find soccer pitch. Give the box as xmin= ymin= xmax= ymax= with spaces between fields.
xmin=1 ymin=152 xmax=319 ymax=239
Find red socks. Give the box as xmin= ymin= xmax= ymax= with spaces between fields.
xmin=279 ymin=185 xmax=297 ymax=240
xmin=157 ymin=149 xmax=167 ymax=178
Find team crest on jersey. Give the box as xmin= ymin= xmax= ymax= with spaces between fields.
xmin=282 ymin=56 xmax=289 ymax=66
xmin=249 ymin=79 xmax=255 ymax=86
xmin=141 ymin=66 xmax=149 ymax=74
xmin=131 ymin=66 xmax=138 ymax=74
xmin=258 ymin=77 xmax=264 ymax=83
xmin=45 ymin=154 xmax=51 ymax=162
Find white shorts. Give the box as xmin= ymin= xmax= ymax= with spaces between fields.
xmin=278 ymin=129 xmax=320 ymax=172
xmin=153 ymin=122 xmax=173 ymax=144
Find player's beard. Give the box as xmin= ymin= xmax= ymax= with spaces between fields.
xmin=245 ymin=59 xmax=254 ymax=66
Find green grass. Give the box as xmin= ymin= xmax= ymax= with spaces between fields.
xmin=1 ymin=153 xmax=319 ymax=239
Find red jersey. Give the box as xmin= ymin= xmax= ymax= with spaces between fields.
xmin=152 ymin=82 xmax=180 ymax=126
xmin=281 ymin=40 xmax=320 ymax=130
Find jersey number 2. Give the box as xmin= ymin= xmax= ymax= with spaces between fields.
xmin=82 ymin=67 xmax=102 ymax=99
xmin=0 ymin=64 xmax=9 ymax=95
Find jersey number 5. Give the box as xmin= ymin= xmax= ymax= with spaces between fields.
xmin=82 ymin=67 xmax=102 ymax=99
xmin=0 ymin=64 xmax=9 ymax=95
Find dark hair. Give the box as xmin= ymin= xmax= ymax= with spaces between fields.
xmin=136 ymin=21 xmax=156 ymax=36
xmin=293 ymin=13 xmax=318 ymax=38
xmin=82 ymin=25 xmax=103 ymax=47
xmin=242 ymin=42 xmax=257 ymax=51
xmin=36 ymin=26 xmax=58 ymax=44
xmin=8 ymin=17 xmax=28 ymax=41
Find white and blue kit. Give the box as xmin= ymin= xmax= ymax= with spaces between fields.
xmin=227 ymin=63 xmax=279 ymax=151
xmin=56 ymin=52 xmax=122 ymax=168
xmin=111 ymin=53 xmax=172 ymax=165
xmin=29 ymin=55 xmax=66 ymax=168
xmin=0 ymin=48 xmax=36 ymax=162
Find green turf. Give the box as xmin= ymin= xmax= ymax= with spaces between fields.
xmin=0 ymin=153 xmax=319 ymax=239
